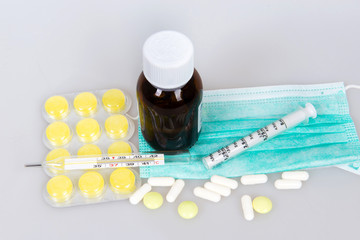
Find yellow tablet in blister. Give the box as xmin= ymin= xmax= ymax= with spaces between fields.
xmin=73 ymin=92 xmax=97 ymax=117
xmin=78 ymin=171 xmax=105 ymax=198
xmin=76 ymin=118 xmax=101 ymax=143
xmin=45 ymin=96 xmax=70 ymax=120
xmin=46 ymin=148 xmax=70 ymax=174
xmin=105 ymin=115 xmax=129 ymax=139
xmin=108 ymin=141 xmax=132 ymax=155
xmin=110 ymin=168 xmax=136 ymax=194
xmin=47 ymin=175 xmax=73 ymax=203
xmin=78 ymin=144 xmax=102 ymax=156
xmin=46 ymin=122 xmax=72 ymax=147
xmin=102 ymin=89 xmax=126 ymax=113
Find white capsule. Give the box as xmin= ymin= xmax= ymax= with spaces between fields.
xmin=204 ymin=182 xmax=231 ymax=197
xmin=240 ymin=174 xmax=268 ymax=185
xmin=210 ymin=175 xmax=238 ymax=189
xmin=148 ymin=177 xmax=175 ymax=186
xmin=166 ymin=179 xmax=185 ymax=203
xmin=241 ymin=195 xmax=254 ymax=221
xmin=193 ymin=187 xmax=221 ymax=202
xmin=282 ymin=171 xmax=309 ymax=181
xmin=129 ymin=183 xmax=152 ymax=205
xmin=274 ymin=179 xmax=302 ymax=189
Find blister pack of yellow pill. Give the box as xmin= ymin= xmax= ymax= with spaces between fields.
xmin=42 ymin=89 xmax=138 ymax=171
xmin=44 ymin=168 xmax=141 ymax=207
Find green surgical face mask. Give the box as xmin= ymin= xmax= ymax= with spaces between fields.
xmin=139 ymin=82 xmax=360 ymax=179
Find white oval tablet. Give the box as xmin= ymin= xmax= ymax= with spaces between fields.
xmin=240 ymin=174 xmax=268 ymax=185
xmin=129 ymin=183 xmax=152 ymax=205
xmin=166 ymin=179 xmax=185 ymax=203
xmin=210 ymin=175 xmax=238 ymax=189
xmin=274 ymin=179 xmax=302 ymax=190
xmin=148 ymin=177 xmax=175 ymax=186
xmin=281 ymin=171 xmax=309 ymax=181
xmin=241 ymin=195 xmax=254 ymax=221
xmin=193 ymin=187 xmax=221 ymax=202
xmin=204 ymin=182 xmax=231 ymax=197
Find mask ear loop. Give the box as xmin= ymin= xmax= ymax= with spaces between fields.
xmin=341 ymin=84 xmax=360 ymax=174
xmin=345 ymin=85 xmax=360 ymax=91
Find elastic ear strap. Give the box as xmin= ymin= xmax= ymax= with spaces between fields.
xmin=345 ymin=85 xmax=360 ymax=91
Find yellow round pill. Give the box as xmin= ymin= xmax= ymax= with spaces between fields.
xmin=45 ymin=96 xmax=70 ymax=120
xmin=73 ymin=92 xmax=98 ymax=117
xmin=143 ymin=192 xmax=163 ymax=210
xmin=178 ymin=201 xmax=198 ymax=219
xmin=78 ymin=144 xmax=102 ymax=156
xmin=108 ymin=141 xmax=132 ymax=155
xmin=105 ymin=115 xmax=129 ymax=139
xmin=47 ymin=175 xmax=73 ymax=203
xmin=252 ymin=196 xmax=273 ymax=214
xmin=78 ymin=171 xmax=105 ymax=198
xmin=102 ymin=89 xmax=126 ymax=113
xmin=109 ymin=168 xmax=136 ymax=194
xmin=46 ymin=122 xmax=72 ymax=147
xmin=46 ymin=148 xmax=70 ymax=174
xmin=76 ymin=118 xmax=101 ymax=143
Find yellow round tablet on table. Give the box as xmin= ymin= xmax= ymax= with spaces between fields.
xmin=102 ymin=89 xmax=126 ymax=113
xmin=78 ymin=171 xmax=105 ymax=198
xmin=178 ymin=201 xmax=198 ymax=219
xmin=252 ymin=196 xmax=273 ymax=214
xmin=46 ymin=122 xmax=72 ymax=147
xmin=105 ymin=115 xmax=129 ymax=139
xmin=108 ymin=141 xmax=132 ymax=155
xmin=143 ymin=192 xmax=163 ymax=210
xmin=76 ymin=118 xmax=101 ymax=143
xmin=45 ymin=96 xmax=70 ymax=120
xmin=110 ymin=168 xmax=136 ymax=194
xmin=78 ymin=144 xmax=102 ymax=156
xmin=46 ymin=148 xmax=70 ymax=174
xmin=73 ymin=92 xmax=98 ymax=117
xmin=47 ymin=175 xmax=73 ymax=203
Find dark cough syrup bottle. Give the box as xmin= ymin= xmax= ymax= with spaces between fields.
xmin=137 ymin=31 xmax=203 ymax=151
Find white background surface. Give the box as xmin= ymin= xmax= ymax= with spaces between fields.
xmin=1 ymin=1 xmax=360 ymax=239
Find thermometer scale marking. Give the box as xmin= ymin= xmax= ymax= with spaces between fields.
xmin=64 ymin=154 xmax=165 ymax=170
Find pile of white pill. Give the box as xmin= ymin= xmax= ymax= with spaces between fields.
xmin=129 ymin=177 xmax=199 ymax=219
xmin=130 ymin=177 xmax=185 ymax=205
xmin=274 ymin=171 xmax=309 ymax=189
xmin=239 ymin=174 xmax=271 ymax=221
xmin=193 ymin=175 xmax=238 ymax=202
xmin=128 ymin=171 xmax=310 ymax=221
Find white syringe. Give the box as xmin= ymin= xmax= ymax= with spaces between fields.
xmin=202 ymin=103 xmax=317 ymax=169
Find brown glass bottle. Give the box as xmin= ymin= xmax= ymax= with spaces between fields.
xmin=137 ymin=70 xmax=203 ymax=150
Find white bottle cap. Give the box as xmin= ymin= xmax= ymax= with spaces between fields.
xmin=143 ymin=31 xmax=194 ymax=89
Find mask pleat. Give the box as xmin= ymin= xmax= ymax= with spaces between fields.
xmin=203 ymin=94 xmax=348 ymax=121
xmin=191 ymin=132 xmax=349 ymax=156
xmin=201 ymin=121 xmax=347 ymax=136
